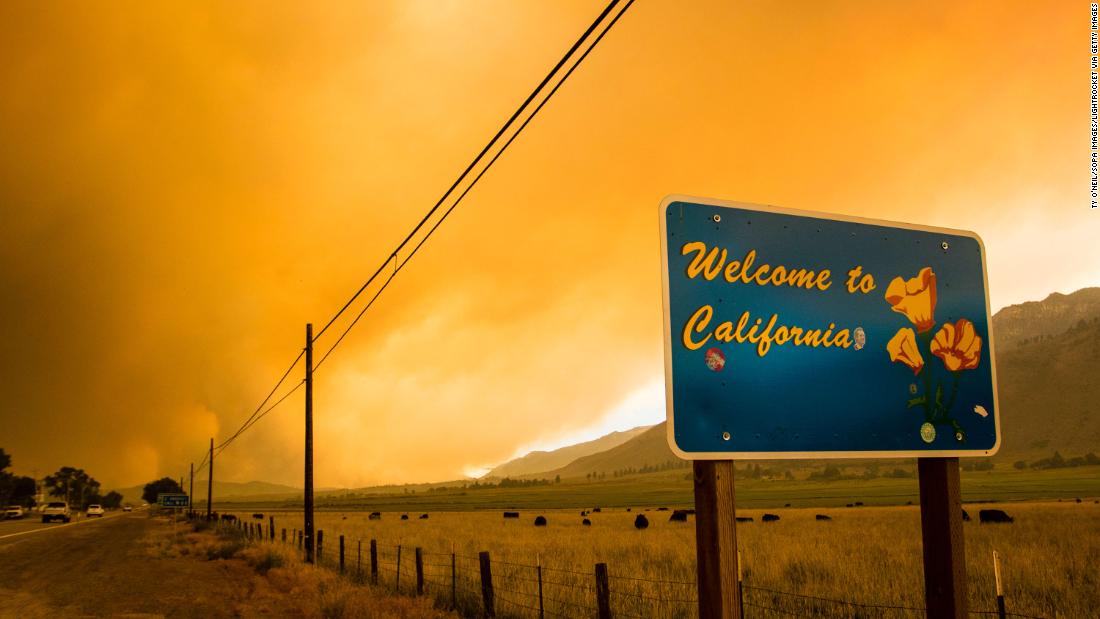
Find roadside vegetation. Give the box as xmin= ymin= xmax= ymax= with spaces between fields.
xmin=159 ymin=515 xmax=455 ymax=618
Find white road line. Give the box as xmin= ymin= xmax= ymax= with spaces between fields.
xmin=0 ymin=512 xmax=130 ymax=540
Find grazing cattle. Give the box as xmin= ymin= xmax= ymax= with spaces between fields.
xmin=1076 ymin=498 xmax=1082 ymax=503
xmin=656 ymin=507 xmax=669 ymax=511
xmin=503 ymin=511 xmax=520 ymax=519
xmin=368 ymin=512 xmax=381 ymax=520
xmin=400 ymin=514 xmax=409 ymax=520
xmin=534 ymin=516 xmax=547 ymax=526
xmin=962 ymin=509 xmax=971 ymax=522
xmin=626 ymin=508 xmax=631 ymax=512
xmin=735 ymin=517 xmax=754 ymax=523
xmin=419 ymin=514 xmax=429 ymax=519
xmin=342 ymin=516 xmax=347 ymax=520
xmin=592 ymin=507 xmax=602 ymax=513
xmin=784 ymin=503 xmax=791 ymax=507
xmin=634 ymin=515 xmax=649 ymax=529
xmin=815 ymin=514 xmax=832 ymax=521
xmin=669 ymin=510 xmax=689 ymax=522
xmin=979 ymin=509 xmax=1014 ymax=524
xmin=846 ymin=503 xmax=854 ymax=508
xmin=252 ymin=513 xmax=264 ymax=520
xmin=582 ymin=518 xmax=591 ymax=526
xmin=855 ymin=502 xmax=864 ymax=507
xmin=221 ymin=514 xmax=237 ymax=522
xmin=580 ymin=510 xmax=587 ymax=516
xmin=762 ymin=513 xmax=780 ymax=522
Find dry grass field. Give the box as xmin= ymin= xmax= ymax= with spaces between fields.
xmin=228 ymin=500 xmax=1098 ymax=618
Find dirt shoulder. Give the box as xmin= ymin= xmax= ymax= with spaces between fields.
xmin=0 ymin=512 xmax=454 ymax=618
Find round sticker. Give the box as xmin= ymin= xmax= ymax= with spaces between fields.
xmin=704 ymin=347 xmax=725 ymax=372
xmin=920 ymin=422 xmax=936 ymax=444
xmin=853 ymin=327 xmax=866 ymax=351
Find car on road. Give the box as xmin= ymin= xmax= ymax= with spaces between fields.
xmin=4 ymin=505 xmax=24 ymax=519
xmin=86 ymin=504 xmax=105 ymax=517
xmin=122 ymin=505 xmax=133 ymax=512
xmin=42 ymin=501 xmax=72 ymax=523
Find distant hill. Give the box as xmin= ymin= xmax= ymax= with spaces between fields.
xmin=484 ymin=425 xmax=653 ymax=479
xmin=992 ymin=288 xmax=1100 ymax=350
xmin=115 ymin=480 xmax=300 ymax=506
xmin=527 ymin=287 xmax=1100 ymax=479
xmin=544 ymin=423 xmax=679 ymax=479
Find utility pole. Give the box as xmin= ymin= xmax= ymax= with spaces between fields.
xmin=304 ymin=323 xmax=315 ymax=563
xmin=189 ymin=462 xmax=194 ymax=518
xmin=206 ymin=438 xmax=214 ymax=520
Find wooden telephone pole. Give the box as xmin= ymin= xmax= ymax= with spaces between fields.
xmin=304 ymin=323 xmax=315 ymax=563
xmin=206 ymin=438 xmax=213 ymax=520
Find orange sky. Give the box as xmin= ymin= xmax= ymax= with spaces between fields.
xmin=0 ymin=1 xmax=1093 ymax=489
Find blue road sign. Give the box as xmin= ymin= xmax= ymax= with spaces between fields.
xmin=158 ymin=493 xmax=189 ymax=507
xmin=660 ymin=196 xmax=999 ymax=459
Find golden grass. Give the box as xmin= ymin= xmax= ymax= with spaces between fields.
xmin=235 ymin=500 xmax=1099 ymax=618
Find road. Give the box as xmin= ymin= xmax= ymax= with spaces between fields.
xmin=0 ymin=511 xmax=272 ymax=617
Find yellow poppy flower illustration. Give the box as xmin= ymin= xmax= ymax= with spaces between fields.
xmin=884 ymin=267 xmax=937 ymax=333
xmin=887 ymin=328 xmax=924 ymax=375
xmin=930 ymin=318 xmax=983 ymax=371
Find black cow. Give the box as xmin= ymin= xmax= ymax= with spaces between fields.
xmin=592 ymin=507 xmax=602 ymax=513
xmin=582 ymin=518 xmax=591 ymax=526
xmin=656 ymin=507 xmax=669 ymax=511
xmin=419 ymin=514 xmax=429 ymax=519
xmin=580 ymin=510 xmax=588 ymax=516
xmin=534 ymin=516 xmax=547 ymax=526
xmin=815 ymin=514 xmax=832 ymax=521
xmin=400 ymin=514 xmax=409 ymax=520
xmin=221 ymin=514 xmax=237 ymax=522
xmin=368 ymin=512 xmax=382 ymax=520
xmin=503 ymin=511 xmax=520 ymax=519
xmin=762 ymin=513 xmax=780 ymax=522
xmin=634 ymin=514 xmax=649 ymax=529
xmin=962 ymin=509 xmax=971 ymax=522
xmin=855 ymin=502 xmax=864 ymax=507
xmin=252 ymin=513 xmax=264 ymax=520
xmin=626 ymin=508 xmax=631 ymax=512
xmin=669 ymin=510 xmax=689 ymax=522
xmin=979 ymin=509 xmax=1014 ymax=524
xmin=735 ymin=517 xmax=754 ymax=523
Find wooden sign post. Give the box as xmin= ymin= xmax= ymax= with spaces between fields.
xmin=693 ymin=461 xmax=741 ymax=619
xmin=918 ymin=457 xmax=967 ymax=618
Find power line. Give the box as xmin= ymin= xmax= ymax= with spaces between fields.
xmin=191 ymin=0 xmax=636 ymax=469
xmin=310 ymin=0 xmax=623 ymax=345
xmin=312 ymin=0 xmax=637 ymax=370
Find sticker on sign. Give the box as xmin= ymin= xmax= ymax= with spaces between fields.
xmin=659 ymin=196 xmax=999 ymax=459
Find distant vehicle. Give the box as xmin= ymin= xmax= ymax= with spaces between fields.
xmin=122 ymin=505 xmax=133 ymax=512
xmin=86 ymin=504 xmax=104 ymax=517
xmin=41 ymin=502 xmax=71 ymax=523
xmin=4 ymin=506 xmax=24 ymax=519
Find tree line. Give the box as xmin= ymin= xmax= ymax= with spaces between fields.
xmin=0 ymin=447 xmax=123 ymax=509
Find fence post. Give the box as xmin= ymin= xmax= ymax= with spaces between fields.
xmin=737 ymin=550 xmax=744 ymax=618
xmin=340 ymin=535 xmax=346 ymax=574
xmin=298 ymin=530 xmax=303 ymax=550
xmin=396 ymin=545 xmax=402 ymax=592
xmin=282 ymin=528 xmax=286 ymax=543
xmin=479 ymin=550 xmax=495 ymax=618
xmin=451 ymin=545 xmax=457 ymax=609
xmin=270 ymin=516 xmax=275 ymax=541
xmin=994 ymin=550 xmax=1006 ymax=619
xmin=595 ymin=562 xmax=611 ymax=619
xmin=537 ymin=553 xmax=544 ymax=619
xmin=358 ymin=540 xmax=362 ymax=578
xmin=370 ymin=539 xmax=378 ymax=584
xmin=318 ymin=530 xmax=324 ymax=562
xmin=416 ymin=547 xmax=424 ymax=595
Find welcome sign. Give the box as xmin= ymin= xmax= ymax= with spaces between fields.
xmin=659 ymin=196 xmax=1000 ymax=459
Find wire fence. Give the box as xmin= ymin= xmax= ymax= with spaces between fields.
xmin=208 ymin=514 xmax=1049 ymax=619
